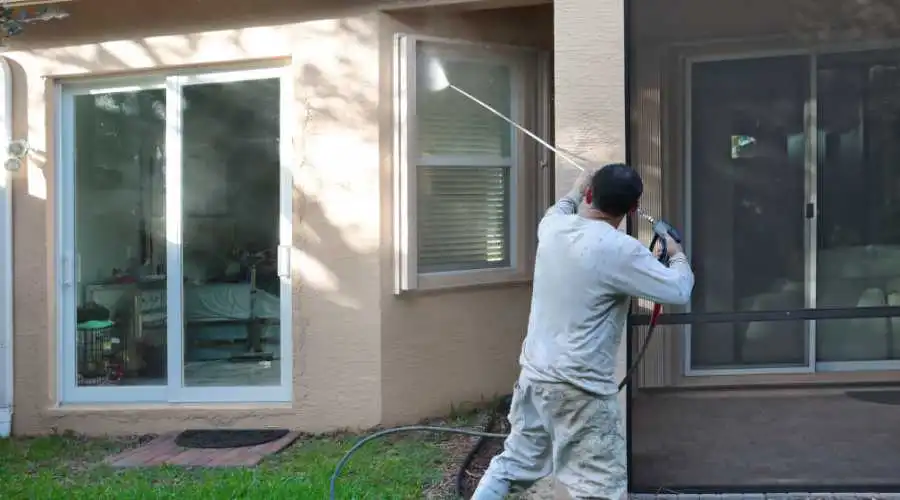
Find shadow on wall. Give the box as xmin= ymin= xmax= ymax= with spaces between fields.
xmin=9 ymin=16 xmax=388 ymax=431
xmin=10 ymin=0 xmax=372 ymax=49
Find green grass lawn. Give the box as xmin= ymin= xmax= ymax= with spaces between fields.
xmin=0 ymin=429 xmax=463 ymax=499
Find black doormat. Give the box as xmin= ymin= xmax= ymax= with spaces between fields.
xmin=174 ymin=429 xmax=290 ymax=449
xmin=846 ymin=390 xmax=900 ymax=405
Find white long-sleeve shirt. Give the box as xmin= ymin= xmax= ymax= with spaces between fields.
xmin=519 ymin=194 xmax=695 ymax=396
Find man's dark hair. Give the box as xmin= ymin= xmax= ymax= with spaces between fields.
xmin=590 ymin=163 xmax=643 ymax=217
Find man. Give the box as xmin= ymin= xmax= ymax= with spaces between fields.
xmin=472 ymin=163 xmax=695 ymax=500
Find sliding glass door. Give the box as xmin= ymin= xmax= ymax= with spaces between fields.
xmin=815 ymin=50 xmax=900 ymax=371
xmin=686 ymin=49 xmax=900 ymax=374
xmin=58 ymin=67 xmax=292 ymax=403
xmin=687 ymin=55 xmax=812 ymax=374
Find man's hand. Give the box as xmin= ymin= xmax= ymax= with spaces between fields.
xmin=665 ymin=234 xmax=684 ymax=256
xmin=654 ymin=234 xmax=684 ymax=260
xmin=567 ymin=166 xmax=598 ymax=201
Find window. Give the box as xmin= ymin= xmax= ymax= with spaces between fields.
xmin=393 ymin=36 xmax=543 ymax=292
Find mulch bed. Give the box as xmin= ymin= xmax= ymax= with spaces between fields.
xmin=456 ymin=429 xmax=507 ymax=497
xmin=426 ymin=400 xmax=512 ymax=499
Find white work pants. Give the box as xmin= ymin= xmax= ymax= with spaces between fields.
xmin=471 ymin=378 xmax=626 ymax=500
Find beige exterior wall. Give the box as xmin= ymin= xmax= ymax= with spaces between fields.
xmin=4 ymin=0 xmax=552 ymax=435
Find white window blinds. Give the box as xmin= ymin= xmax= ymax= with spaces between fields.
xmin=414 ymin=54 xmax=514 ymax=273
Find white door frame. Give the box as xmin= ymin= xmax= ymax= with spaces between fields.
xmin=57 ymin=66 xmax=293 ymax=404
xmin=682 ymin=43 xmax=900 ymax=376
xmin=0 ymin=57 xmax=14 ymax=435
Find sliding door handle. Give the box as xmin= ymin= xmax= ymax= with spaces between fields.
xmin=805 ymin=202 xmax=816 ymax=219
xmin=61 ymin=252 xmax=75 ymax=287
xmin=277 ymin=245 xmax=291 ymax=280
xmin=61 ymin=254 xmax=71 ymax=287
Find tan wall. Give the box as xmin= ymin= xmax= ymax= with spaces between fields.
xmin=629 ymin=0 xmax=900 ymax=389
xmin=377 ymin=4 xmax=552 ymax=425
xmin=5 ymin=0 xmax=553 ymax=435
xmin=8 ymin=0 xmax=385 ymax=435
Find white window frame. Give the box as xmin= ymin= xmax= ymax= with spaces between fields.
xmin=393 ymin=34 xmax=543 ymax=293
xmin=55 ymin=65 xmax=294 ymax=404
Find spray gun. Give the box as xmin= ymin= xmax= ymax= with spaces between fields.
xmin=636 ymin=208 xmax=683 ymax=266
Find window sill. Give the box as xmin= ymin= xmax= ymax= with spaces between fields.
xmin=409 ymin=266 xmax=532 ymax=293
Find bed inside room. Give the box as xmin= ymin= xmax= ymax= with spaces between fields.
xmin=72 ymin=78 xmax=283 ymax=388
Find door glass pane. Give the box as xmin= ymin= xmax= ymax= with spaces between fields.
xmin=689 ymin=56 xmax=809 ymax=370
xmin=181 ymin=78 xmax=282 ymax=387
xmin=74 ymin=89 xmax=167 ymax=387
xmin=817 ymin=51 xmax=900 ymax=363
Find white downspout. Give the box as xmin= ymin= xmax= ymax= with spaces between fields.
xmin=0 ymin=56 xmax=14 ymax=438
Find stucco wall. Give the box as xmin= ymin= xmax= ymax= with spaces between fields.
xmin=4 ymin=0 xmax=553 ymax=435
xmin=377 ymin=5 xmax=552 ymax=425
xmin=7 ymin=0 xmax=384 ymax=435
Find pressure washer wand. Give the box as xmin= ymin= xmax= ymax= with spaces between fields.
xmin=445 ymin=83 xmax=586 ymax=172
xmin=425 ymin=57 xmax=587 ymax=172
